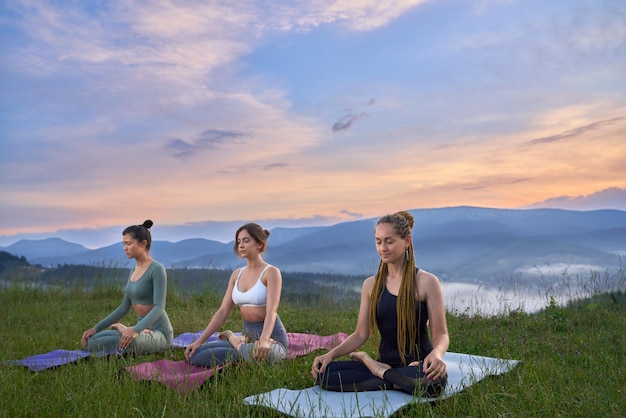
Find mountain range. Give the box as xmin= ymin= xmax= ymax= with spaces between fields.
xmin=2 ymin=206 xmax=625 ymax=288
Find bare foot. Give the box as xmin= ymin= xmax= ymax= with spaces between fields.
xmin=349 ymin=351 xmax=390 ymax=378
xmin=349 ymin=351 xmax=371 ymax=363
xmin=218 ymin=330 xmax=248 ymax=350
xmin=110 ymin=323 xmax=152 ymax=334
xmin=110 ymin=323 xmax=129 ymax=332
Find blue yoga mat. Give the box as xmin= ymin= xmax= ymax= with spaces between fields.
xmin=243 ymin=352 xmax=520 ymax=418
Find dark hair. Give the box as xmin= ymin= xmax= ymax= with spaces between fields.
xmin=369 ymin=211 xmax=418 ymax=365
xmin=123 ymin=220 xmax=154 ymax=250
xmin=232 ymin=223 xmax=270 ymax=255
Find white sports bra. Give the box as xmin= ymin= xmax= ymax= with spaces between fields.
xmin=231 ymin=265 xmax=271 ymax=307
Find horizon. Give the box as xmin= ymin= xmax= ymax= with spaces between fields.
xmin=1 ymin=1 xmax=625 ymax=237
xmin=2 ymin=203 xmax=626 ymax=249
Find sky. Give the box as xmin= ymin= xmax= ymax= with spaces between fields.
xmin=1 ymin=0 xmax=626 ymax=244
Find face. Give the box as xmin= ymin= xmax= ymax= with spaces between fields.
xmin=375 ymin=222 xmax=409 ymax=264
xmin=122 ymin=233 xmax=146 ymax=259
xmin=236 ymin=229 xmax=261 ymax=258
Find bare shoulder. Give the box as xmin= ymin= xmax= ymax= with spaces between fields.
xmin=224 ymin=268 xmax=241 ymax=299
xmin=363 ymin=275 xmax=376 ymax=287
xmin=417 ymin=268 xmax=439 ymax=282
xmin=228 ymin=267 xmax=244 ymax=284
xmin=416 ymin=269 xmax=443 ymax=294
xmin=267 ymin=264 xmax=282 ymax=276
xmin=361 ymin=275 xmax=375 ymax=295
xmin=265 ymin=265 xmax=282 ymax=281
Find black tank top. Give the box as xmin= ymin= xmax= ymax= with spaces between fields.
xmin=376 ymin=283 xmax=433 ymax=367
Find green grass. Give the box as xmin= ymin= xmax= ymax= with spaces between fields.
xmin=1 ymin=272 xmax=625 ymax=417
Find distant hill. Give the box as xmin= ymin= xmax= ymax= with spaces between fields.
xmin=0 ymin=251 xmax=29 ymax=268
xmin=4 ymin=238 xmax=88 ymax=262
xmin=1 ymin=207 xmax=625 ymax=286
xmin=0 ymin=250 xmax=42 ymax=281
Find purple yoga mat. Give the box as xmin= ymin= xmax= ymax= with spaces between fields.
xmin=3 ymin=348 xmax=117 ymax=372
xmin=171 ymin=331 xmax=236 ymax=347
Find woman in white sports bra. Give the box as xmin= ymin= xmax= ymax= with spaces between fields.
xmin=184 ymin=223 xmax=288 ymax=367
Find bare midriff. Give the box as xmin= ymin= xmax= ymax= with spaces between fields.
xmin=133 ymin=304 xmax=153 ymax=317
xmin=240 ymin=305 xmax=266 ymax=322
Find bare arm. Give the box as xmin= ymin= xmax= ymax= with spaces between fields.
xmin=259 ymin=266 xmax=282 ymax=344
xmin=253 ymin=266 xmax=282 ymax=361
xmin=311 ymin=276 xmax=374 ymax=378
xmin=419 ymin=270 xmax=449 ymax=380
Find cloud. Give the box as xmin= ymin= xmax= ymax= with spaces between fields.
xmin=262 ymin=163 xmax=290 ymax=171
xmin=525 ymin=187 xmax=626 ymax=211
xmin=262 ymin=0 xmax=430 ymax=32
xmin=215 ymin=162 xmax=290 ymax=175
xmin=166 ymin=129 xmax=250 ymax=160
xmin=525 ymin=117 xmax=626 ymax=146
xmin=340 ymin=209 xmax=364 ymax=218
xmin=165 ymin=138 xmax=194 ymax=159
xmin=332 ymin=112 xmax=368 ymax=132
xmin=460 ymin=176 xmax=531 ymax=191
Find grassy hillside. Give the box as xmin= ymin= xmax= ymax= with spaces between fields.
xmin=0 ymin=271 xmax=624 ymax=417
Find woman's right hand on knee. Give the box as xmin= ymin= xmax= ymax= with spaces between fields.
xmin=184 ymin=341 xmax=200 ymax=361
xmin=311 ymin=353 xmax=332 ymax=379
xmin=81 ymin=328 xmax=97 ymax=347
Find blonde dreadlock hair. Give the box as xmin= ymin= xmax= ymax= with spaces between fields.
xmin=368 ymin=211 xmax=419 ymax=365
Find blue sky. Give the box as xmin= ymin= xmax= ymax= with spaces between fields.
xmin=1 ymin=0 xmax=625 ymax=242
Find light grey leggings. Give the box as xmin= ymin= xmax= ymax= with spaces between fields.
xmin=190 ymin=317 xmax=288 ymax=367
xmin=85 ymin=313 xmax=173 ymax=354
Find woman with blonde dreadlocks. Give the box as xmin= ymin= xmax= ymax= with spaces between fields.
xmin=311 ymin=211 xmax=449 ymax=397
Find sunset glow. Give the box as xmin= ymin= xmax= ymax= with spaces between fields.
xmin=1 ymin=0 xmax=625 ymax=240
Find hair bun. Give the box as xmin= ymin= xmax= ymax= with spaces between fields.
xmin=264 ymin=229 xmax=271 ymax=238
xmin=142 ymin=219 xmax=154 ymax=229
xmin=396 ymin=211 xmax=414 ymax=229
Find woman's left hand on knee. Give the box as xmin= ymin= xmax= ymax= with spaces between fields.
xmin=253 ymin=340 xmax=271 ymax=362
xmin=119 ymin=328 xmax=139 ymax=350
xmin=423 ymin=353 xmax=447 ymax=381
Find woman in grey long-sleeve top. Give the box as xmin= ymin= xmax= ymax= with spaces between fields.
xmin=80 ymin=220 xmax=173 ymax=354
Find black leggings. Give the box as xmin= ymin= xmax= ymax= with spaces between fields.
xmin=316 ymin=360 xmax=447 ymax=397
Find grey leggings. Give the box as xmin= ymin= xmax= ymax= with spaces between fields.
xmin=190 ymin=317 xmax=288 ymax=367
xmin=85 ymin=313 xmax=173 ymax=354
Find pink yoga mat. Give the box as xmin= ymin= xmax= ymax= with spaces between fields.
xmin=126 ymin=358 xmax=224 ymax=392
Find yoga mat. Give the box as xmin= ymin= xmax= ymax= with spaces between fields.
xmin=126 ymin=332 xmax=348 ymax=393
xmin=243 ymin=352 xmax=520 ymax=417
xmin=126 ymin=358 xmax=224 ymax=392
xmin=286 ymin=332 xmax=349 ymax=359
xmin=171 ymin=331 xmax=229 ymax=348
xmin=2 ymin=348 xmax=117 ymax=372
